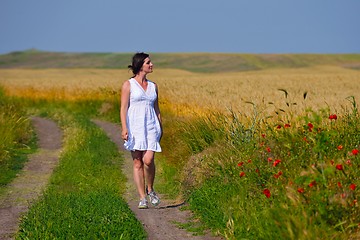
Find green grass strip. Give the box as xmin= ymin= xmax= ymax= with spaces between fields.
xmin=18 ymin=190 xmax=145 ymax=239
xmin=0 ymin=87 xmax=35 ymax=193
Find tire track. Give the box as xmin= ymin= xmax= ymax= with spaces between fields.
xmin=0 ymin=117 xmax=62 ymax=240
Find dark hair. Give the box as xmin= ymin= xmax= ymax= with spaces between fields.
xmin=128 ymin=52 xmax=149 ymax=75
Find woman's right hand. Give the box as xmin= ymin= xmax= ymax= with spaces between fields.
xmin=121 ymin=129 xmax=128 ymax=141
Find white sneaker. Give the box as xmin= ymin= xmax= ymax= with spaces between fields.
xmin=147 ymin=190 xmax=160 ymax=206
xmin=138 ymin=198 xmax=148 ymax=209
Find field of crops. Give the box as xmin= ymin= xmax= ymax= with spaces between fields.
xmin=1 ymin=62 xmax=359 ymax=239
xmin=1 ymin=65 xmax=359 ymax=114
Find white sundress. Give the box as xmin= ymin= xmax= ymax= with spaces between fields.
xmin=124 ymin=78 xmax=162 ymax=152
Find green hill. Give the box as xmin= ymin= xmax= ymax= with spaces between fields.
xmin=0 ymin=49 xmax=359 ymax=72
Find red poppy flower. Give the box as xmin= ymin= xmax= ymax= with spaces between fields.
xmin=247 ymin=159 xmax=252 ymax=163
xmin=308 ymin=123 xmax=314 ymax=131
xmin=261 ymin=134 xmax=266 ymax=138
xmin=273 ymin=159 xmax=281 ymax=167
xmin=297 ymin=188 xmax=305 ymax=193
xmin=263 ymin=188 xmax=271 ymax=198
xmin=284 ymin=123 xmax=291 ymax=128
xmin=237 ymin=162 xmax=244 ymax=167
xmin=352 ymin=149 xmax=359 ymax=155
xmin=239 ymin=172 xmax=245 ymax=177
xmin=329 ymin=114 xmax=337 ymax=120
xmin=274 ymin=171 xmax=282 ymax=178
xmin=346 ymin=159 xmax=352 ymax=165
xmin=337 ymin=182 xmax=342 ymax=188
xmin=337 ymin=145 xmax=343 ymax=150
xmin=266 ymin=147 xmax=271 ymax=153
xmin=350 ymin=183 xmax=356 ymax=191
xmin=309 ymin=181 xmax=316 ymax=187
xmin=267 ymin=157 xmax=273 ymax=162
xmin=336 ymin=164 xmax=343 ymax=171
xmin=276 ymin=125 xmax=282 ymax=129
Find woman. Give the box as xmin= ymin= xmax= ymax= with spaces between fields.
xmin=120 ymin=52 xmax=162 ymax=209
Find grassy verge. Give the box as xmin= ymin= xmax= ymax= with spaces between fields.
xmin=159 ymin=98 xmax=360 ymax=239
xmin=0 ymin=87 xmax=35 ymax=193
xmin=15 ymin=99 xmax=146 ymax=239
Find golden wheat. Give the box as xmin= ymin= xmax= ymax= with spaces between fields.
xmin=0 ymin=66 xmax=359 ymax=115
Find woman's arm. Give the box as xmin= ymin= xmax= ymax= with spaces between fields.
xmin=154 ymin=83 xmax=163 ymax=140
xmin=120 ymin=80 xmax=130 ymax=141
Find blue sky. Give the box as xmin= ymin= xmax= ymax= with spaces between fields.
xmin=1 ymin=0 xmax=359 ymax=54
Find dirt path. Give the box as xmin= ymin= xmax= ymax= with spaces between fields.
xmin=0 ymin=117 xmax=221 ymax=240
xmin=92 ymin=119 xmax=222 ymax=240
xmin=0 ymin=117 xmax=63 ymax=240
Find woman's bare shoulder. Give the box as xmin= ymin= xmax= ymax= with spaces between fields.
xmin=121 ymin=79 xmax=131 ymax=90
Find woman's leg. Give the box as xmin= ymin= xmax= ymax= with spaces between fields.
xmin=131 ymin=150 xmax=146 ymax=199
xmin=143 ymin=150 xmax=155 ymax=192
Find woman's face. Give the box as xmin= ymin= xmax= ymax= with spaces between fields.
xmin=142 ymin=57 xmax=153 ymax=74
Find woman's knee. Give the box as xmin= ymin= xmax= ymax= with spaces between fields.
xmin=143 ymin=151 xmax=155 ymax=166
xmin=133 ymin=158 xmax=144 ymax=170
xmin=143 ymin=159 xmax=154 ymax=167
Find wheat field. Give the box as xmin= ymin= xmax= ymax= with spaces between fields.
xmin=0 ymin=66 xmax=359 ymax=116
